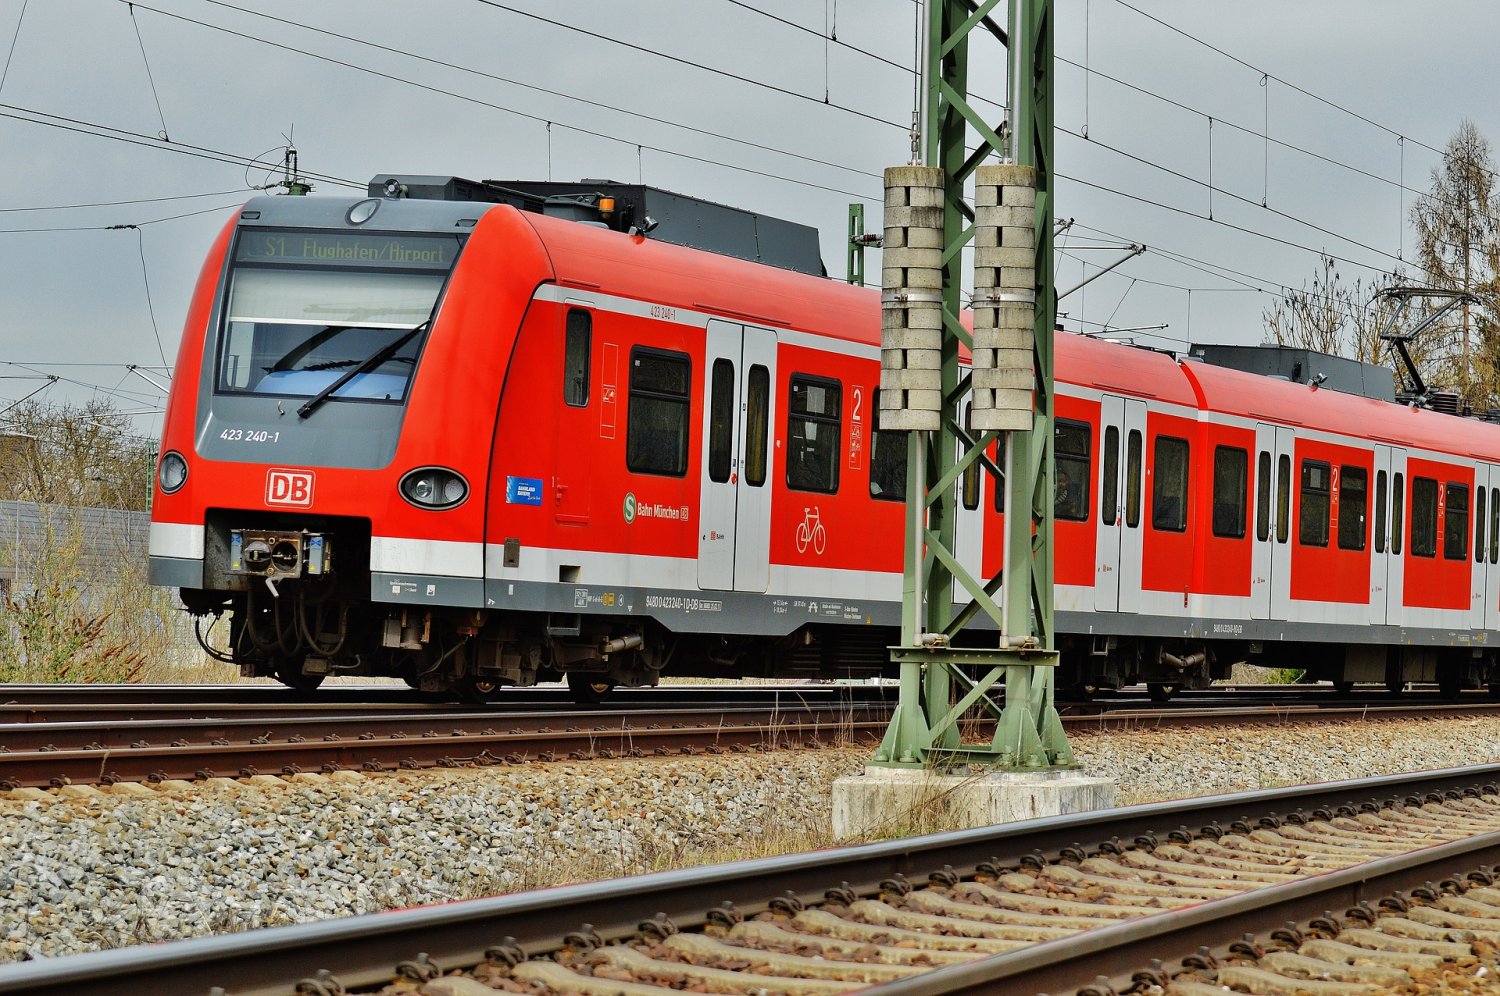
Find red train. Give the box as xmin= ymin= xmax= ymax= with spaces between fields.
xmin=149 ymin=176 xmax=1500 ymax=700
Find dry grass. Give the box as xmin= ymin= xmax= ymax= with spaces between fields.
xmin=0 ymin=504 xmax=212 ymax=683
xmin=459 ymin=819 xmax=844 ymax=900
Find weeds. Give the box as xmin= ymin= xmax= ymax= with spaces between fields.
xmin=0 ymin=501 xmax=209 ymax=683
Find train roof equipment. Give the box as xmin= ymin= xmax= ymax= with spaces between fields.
xmin=1185 ymin=342 xmax=1395 ymax=402
xmin=367 ymin=174 xmax=826 ymax=278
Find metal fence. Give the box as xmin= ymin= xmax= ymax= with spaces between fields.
xmin=0 ymin=499 xmax=150 ymax=588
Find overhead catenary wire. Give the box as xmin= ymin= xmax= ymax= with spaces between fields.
xmin=126 ymin=2 xmax=170 ymax=140
xmin=467 ymin=0 xmax=909 ymax=132
xmin=120 ymin=3 xmax=882 ymax=203
xmin=720 ymin=0 xmax=913 ymax=75
xmin=1 ymin=363 xmax=165 ymax=407
xmin=0 ymin=200 xmax=246 ymax=234
xmin=174 ymin=0 xmax=886 ymax=186
xmin=0 ymin=102 xmax=364 ymax=189
xmin=1057 ymin=169 xmax=1408 ymax=281
xmin=1056 ymin=125 xmax=1407 ymax=270
xmin=0 ymin=0 xmax=26 ymax=98
xmin=0 ymin=187 xmax=252 ymax=214
xmin=1055 ymin=54 xmax=1476 ymax=219
xmin=1103 ymin=0 xmax=1500 ymax=187
xmin=1062 ymin=222 xmax=1406 ymax=331
xmin=127 ymin=227 xmax=170 ymax=370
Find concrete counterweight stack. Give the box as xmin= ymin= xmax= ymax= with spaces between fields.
xmin=971 ymin=164 xmax=1037 ymax=431
xmin=879 ymin=166 xmax=945 ymax=432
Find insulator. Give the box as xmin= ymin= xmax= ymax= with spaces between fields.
xmin=880 ymin=165 xmax=944 ymax=430
xmin=971 ymin=163 xmax=1037 ymax=431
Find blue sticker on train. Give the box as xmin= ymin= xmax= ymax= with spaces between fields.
xmin=506 ymin=476 xmax=544 ymax=505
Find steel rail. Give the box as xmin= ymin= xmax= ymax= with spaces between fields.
xmin=869 ymin=825 xmax=1500 ymax=994
xmin=11 ymin=699 xmax=1496 ymax=753
xmin=0 ymin=712 xmax=890 ymax=789
xmin=0 ymin=681 xmax=894 ymax=706
xmin=0 ymin=702 xmax=895 ymax=752
xmin=2 ymin=763 xmax=1497 ymax=995
xmin=7 ymin=698 xmax=1500 ymax=786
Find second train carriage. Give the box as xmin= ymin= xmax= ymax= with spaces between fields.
xmin=147 ymin=175 xmax=1500 ymax=699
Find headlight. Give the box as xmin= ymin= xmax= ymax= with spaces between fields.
xmin=399 ymin=467 xmax=468 ymax=510
xmin=158 ymin=451 xmax=188 ymax=494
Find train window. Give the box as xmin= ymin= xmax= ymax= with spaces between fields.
xmin=1478 ymin=487 xmax=1487 ymax=564
xmin=1392 ymin=473 xmax=1405 ymax=555
xmin=869 ymin=389 xmax=907 ymax=502
xmin=1125 ymin=429 xmax=1142 ymax=527
xmin=1298 ymin=460 xmax=1331 ymax=547
xmin=707 ymin=359 xmax=735 ymax=484
xmin=218 ymin=232 xmax=461 ymax=404
xmin=1256 ymin=452 xmax=1271 ymax=542
xmin=1491 ymin=487 xmax=1499 ymax=564
xmin=991 ymin=433 xmax=1008 ymax=513
xmin=787 ymin=375 xmax=842 ymax=494
xmin=1212 ymin=446 xmax=1248 ymax=538
xmin=1445 ymin=483 xmax=1470 ymax=561
xmin=1410 ymin=477 xmax=1437 ymax=557
xmin=1151 ymin=435 xmax=1189 ymax=532
xmin=1055 ymin=420 xmax=1091 ymax=522
xmin=563 ymin=310 xmax=590 ymax=407
xmin=625 ymin=348 xmax=691 ymax=477
xmin=1275 ymin=454 xmax=1291 ymax=543
xmin=1102 ymin=427 xmax=1120 ymax=526
xmin=961 ymin=403 xmax=980 ymax=510
xmin=745 ymin=365 xmax=770 ymax=487
xmin=1375 ymin=470 xmax=1387 ymax=553
xmin=1338 ymin=466 xmax=1367 ymax=551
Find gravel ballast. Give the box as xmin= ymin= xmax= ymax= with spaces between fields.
xmin=5 ymin=714 xmax=1500 ymax=961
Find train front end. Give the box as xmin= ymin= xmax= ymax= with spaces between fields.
xmin=149 ymin=187 xmax=545 ymax=696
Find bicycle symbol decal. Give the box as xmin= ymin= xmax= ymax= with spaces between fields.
xmin=795 ymin=505 xmax=827 ymax=555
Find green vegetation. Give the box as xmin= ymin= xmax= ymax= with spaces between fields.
xmin=0 ymin=400 xmax=210 ymax=683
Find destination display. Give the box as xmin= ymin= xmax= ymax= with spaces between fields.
xmin=236 ymin=230 xmax=462 ymax=270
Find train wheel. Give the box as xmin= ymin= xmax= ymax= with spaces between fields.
xmin=567 ymin=672 xmax=615 ymax=705
xmin=274 ymin=662 xmax=324 ymax=692
xmin=459 ymin=676 xmax=503 ymax=704
xmin=1147 ymin=682 xmax=1176 ymax=703
xmin=1438 ymin=674 xmax=1464 ymax=699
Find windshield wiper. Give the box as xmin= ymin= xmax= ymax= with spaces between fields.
xmin=296 ymin=320 xmax=430 ymax=420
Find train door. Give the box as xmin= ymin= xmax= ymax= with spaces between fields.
xmin=1096 ymin=396 xmax=1146 ymax=612
xmin=1486 ymin=470 xmax=1500 ymax=632
xmin=1263 ymin=425 xmax=1297 ymax=620
xmin=697 ymin=320 xmax=775 ymax=592
xmin=1473 ymin=464 xmax=1499 ymax=631
xmin=1370 ymin=445 xmax=1407 ymax=626
xmin=954 ymin=399 xmax=985 ymax=605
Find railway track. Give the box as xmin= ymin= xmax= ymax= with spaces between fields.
xmin=0 ymin=700 xmax=890 ymax=789
xmin=4 ymin=764 xmax=1500 ymax=994
xmin=6 ymin=682 xmax=1500 ymax=788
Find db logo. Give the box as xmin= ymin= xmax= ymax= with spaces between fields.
xmin=266 ymin=469 xmax=314 ymax=507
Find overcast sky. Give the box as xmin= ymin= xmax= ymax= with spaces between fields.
xmin=1 ymin=0 xmax=1496 ymax=438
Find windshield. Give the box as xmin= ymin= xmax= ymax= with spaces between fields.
xmin=217 ymin=229 xmax=464 ymax=403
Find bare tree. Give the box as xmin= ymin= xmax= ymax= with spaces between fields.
xmin=1411 ymin=119 xmax=1500 ymax=407
xmin=1262 ymin=253 xmax=1417 ymax=378
xmin=0 ymin=399 xmax=154 ymax=510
